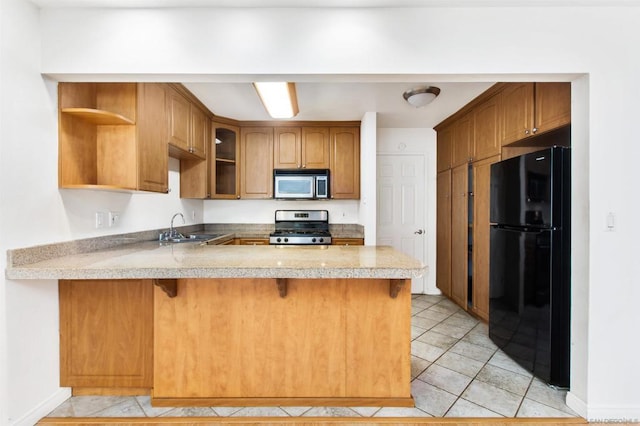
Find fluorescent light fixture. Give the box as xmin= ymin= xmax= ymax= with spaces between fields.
xmin=253 ymin=82 xmax=299 ymax=119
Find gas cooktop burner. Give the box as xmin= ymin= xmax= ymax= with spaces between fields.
xmin=269 ymin=210 xmax=332 ymax=245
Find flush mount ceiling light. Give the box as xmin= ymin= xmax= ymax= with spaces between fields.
xmin=403 ymin=86 xmax=441 ymax=108
xmin=253 ymin=82 xmax=299 ymax=119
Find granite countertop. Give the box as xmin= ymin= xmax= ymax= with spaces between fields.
xmin=6 ymin=240 xmax=425 ymax=280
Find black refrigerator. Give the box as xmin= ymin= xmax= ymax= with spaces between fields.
xmin=489 ymin=146 xmax=571 ymax=388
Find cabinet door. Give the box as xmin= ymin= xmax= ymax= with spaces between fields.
xmin=241 ymin=127 xmax=274 ymax=199
xmin=212 ymin=123 xmax=240 ymax=199
xmin=534 ymin=82 xmax=571 ymax=133
xmin=330 ymin=127 xmax=360 ymax=199
xmin=273 ymin=127 xmax=301 ymax=169
xmin=450 ymin=164 xmax=468 ymax=310
xmin=451 ymin=112 xmax=474 ymax=167
xmin=332 ymin=238 xmax=364 ymax=246
xmin=474 ymin=94 xmax=501 ymax=161
xmin=501 ymin=83 xmax=534 ymax=145
xmin=137 ymin=83 xmax=169 ymax=193
xmin=302 ymin=127 xmax=330 ymax=169
xmin=167 ymin=88 xmax=190 ymax=152
xmin=236 ymin=238 xmax=270 ymax=245
xmin=59 ymin=279 xmax=153 ymax=388
xmin=436 ymin=125 xmax=453 ymax=172
xmin=189 ymin=105 xmax=208 ymax=160
xmin=436 ymin=170 xmax=452 ymax=297
xmin=471 ymin=155 xmax=500 ymax=322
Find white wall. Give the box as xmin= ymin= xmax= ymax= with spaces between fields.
xmin=359 ymin=112 xmax=377 ymax=245
xmin=3 ymin=4 xmax=640 ymax=422
xmin=0 ymin=1 xmax=205 ymax=423
xmin=377 ymin=127 xmax=437 ymax=294
xmin=204 ymin=199 xmax=358 ymax=223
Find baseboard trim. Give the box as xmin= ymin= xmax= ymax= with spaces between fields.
xmin=585 ymin=403 xmax=640 ymax=423
xmin=10 ymin=387 xmax=70 ymax=426
xmin=150 ymin=396 xmax=415 ymax=408
xmin=565 ymin=392 xmax=587 ymax=419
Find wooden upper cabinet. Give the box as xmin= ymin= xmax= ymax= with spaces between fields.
xmin=212 ymin=123 xmax=240 ymax=199
xmin=58 ymin=82 xmax=168 ymax=193
xmin=451 ymin=112 xmax=474 ymax=167
xmin=535 ymin=82 xmax=571 ymax=133
xmin=137 ymin=84 xmax=169 ymax=193
xmin=167 ymin=88 xmax=191 ymax=152
xmin=502 ymin=82 xmax=570 ymax=145
xmin=167 ymin=86 xmax=208 ymax=160
xmin=473 ymin=94 xmax=501 ymax=161
xmin=241 ymin=127 xmax=274 ymax=199
xmin=273 ymin=127 xmax=330 ymax=169
xmin=274 ymin=127 xmax=302 ymax=169
xmin=501 ymin=83 xmax=534 ymax=145
xmin=190 ymin=105 xmax=208 ymax=159
xmin=436 ymin=124 xmax=453 ymax=172
xmin=330 ymin=127 xmax=360 ymax=199
xmin=180 ymin=121 xmax=239 ymax=200
xmin=302 ymin=127 xmax=330 ymax=169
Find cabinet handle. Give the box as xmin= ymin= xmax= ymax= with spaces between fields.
xmin=237 ymin=195 xmax=241 ymax=199
xmin=302 ymin=164 xmax=306 ymax=168
xmin=532 ymin=127 xmax=538 ymax=134
xmin=524 ymin=129 xmax=530 ymax=135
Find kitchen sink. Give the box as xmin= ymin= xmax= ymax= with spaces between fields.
xmin=160 ymin=233 xmax=225 ymax=244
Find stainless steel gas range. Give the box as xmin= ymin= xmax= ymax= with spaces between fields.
xmin=269 ymin=210 xmax=332 ymax=245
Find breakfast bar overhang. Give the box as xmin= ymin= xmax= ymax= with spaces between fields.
xmin=7 ymin=243 xmax=426 ymax=407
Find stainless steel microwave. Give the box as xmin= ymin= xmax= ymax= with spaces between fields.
xmin=273 ymin=169 xmax=330 ymax=200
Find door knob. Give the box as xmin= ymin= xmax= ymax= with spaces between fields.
xmin=414 ymin=229 xmax=424 ymax=235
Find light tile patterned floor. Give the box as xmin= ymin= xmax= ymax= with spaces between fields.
xmin=46 ymin=294 xmax=578 ymax=419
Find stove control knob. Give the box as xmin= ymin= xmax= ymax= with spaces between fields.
xmin=276 ymin=237 xmax=281 ymax=243
xmin=312 ymin=238 xmax=317 ymax=243
xmin=284 ymin=238 xmax=288 ymax=243
xmin=319 ymin=238 xmax=324 ymax=243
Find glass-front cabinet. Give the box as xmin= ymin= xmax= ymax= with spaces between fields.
xmin=211 ymin=122 xmax=240 ymax=199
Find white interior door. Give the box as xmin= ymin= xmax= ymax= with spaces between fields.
xmin=377 ymin=154 xmax=426 ymax=293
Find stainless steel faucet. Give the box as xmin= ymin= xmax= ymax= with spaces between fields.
xmin=160 ymin=212 xmax=185 ymax=241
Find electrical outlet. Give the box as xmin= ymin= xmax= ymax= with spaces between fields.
xmin=108 ymin=211 xmax=120 ymax=227
xmin=95 ymin=211 xmax=106 ymax=229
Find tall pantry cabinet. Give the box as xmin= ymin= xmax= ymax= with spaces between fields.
xmin=435 ymin=82 xmax=570 ymax=322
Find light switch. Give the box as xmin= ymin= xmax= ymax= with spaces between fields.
xmin=95 ymin=212 xmax=105 ymax=229
xmin=606 ymin=212 xmax=615 ymax=231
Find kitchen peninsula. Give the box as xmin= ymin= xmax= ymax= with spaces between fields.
xmin=6 ymin=239 xmax=425 ymax=408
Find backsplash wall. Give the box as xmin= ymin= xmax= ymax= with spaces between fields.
xmin=203 ymin=199 xmax=360 ymax=224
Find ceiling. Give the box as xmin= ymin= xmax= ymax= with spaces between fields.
xmin=185 ymin=82 xmax=493 ymax=128
xmin=30 ymin=0 xmax=597 ymax=127
xmin=30 ymin=0 xmax=640 ymax=7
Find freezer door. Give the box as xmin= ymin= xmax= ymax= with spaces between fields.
xmin=490 ymin=147 xmax=556 ymax=228
xmin=489 ymin=226 xmax=569 ymax=388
